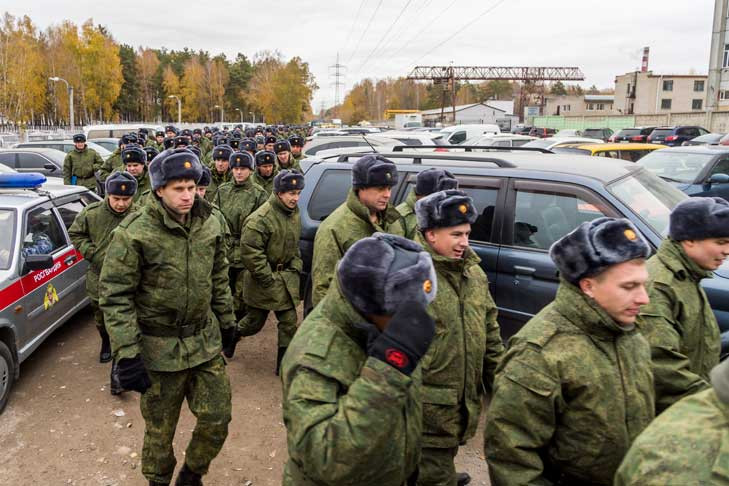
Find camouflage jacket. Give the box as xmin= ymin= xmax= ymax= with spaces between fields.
xmin=251 ymin=169 xmax=278 ymax=195
xmin=132 ymin=169 xmax=151 ymax=202
xmin=396 ymin=191 xmax=418 ymax=240
xmin=281 ymin=280 xmax=422 ymax=486
xmin=68 ymin=198 xmax=136 ymax=300
xmin=145 ymin=140 xmax=163 ymax=152
xmin=637 ymin=238 xmax=720 ymax=413
xmin=615 ymin=358 xmax=729 ymax=485
xmin=214 ymin=178 xmax=267 ymax=268
xmin=311 ymin=189 xmax=404 ymax=307
xmin=98 ymin=148 xmax=123 ymax=182
xmin=277 ymin=158 xmax=302 ymax=173
xmin=416 ymin=234 xmax=503 ymax=448
xmin=63 ymin=147 xmax=104 ymax=189
xmin=99 ymin=194 xmax=235 ymax=372
xmin=241 ymin=193 xmax=302 ymax=311
xmin=205 ymin=168 xmax=231 ymax=203
xmin=484 ymin=281 xmax=655 ymax=486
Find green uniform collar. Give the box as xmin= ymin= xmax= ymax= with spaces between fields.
xmin=553 ymin=280 xmax=634 ymax=337
xmin=232 ymin=176 xmax=254 ymax=189
xmin=345 ymin=188 xmax=401 ymax=228
xmin=415 ymin=232 xmax=480 ymax=279
xmin=103 ymin=198 xmax=134 ymax=217
xmin=212 ymin=169 xmax=229 ymax=184
xmin=149 ymin=193 xmax=213 ymax=231
xmin=269 ymin=192 xmax=298 ymax=216
xmin=318 ymin=278 xmax=372 ymax=349
xmin=403 ymin=191 xmax=417 ymax=213
xmin=657 ymin=238 xmax=713 ymax=282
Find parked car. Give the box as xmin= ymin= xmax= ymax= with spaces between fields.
xmin=14 ymin=140 xmax=112 ymax=161
xmin=551 ymin=143 xmax=666 ymax=162
xmin=648 ymin=126 xmax=710 ymax=146
xmin=0 ymin=173 xmax=100 ymax=413
xmin=610 ymin=127 xmax=657 ymax=143
xmin=370 ymin=131 xmax=448 ymax=148
xmin=581 ymin=127 xmax=614 ymax=142
xmin=681 ymin=133 xmax=725 ymax=146
xmin=462 ymin=134 xmax=536 ymax=147
xmin=337 ymin=127 xmax=381 ymax=135
xmin=638 ymin=146 xmax=729 ymax=201
xmin=0 ymin=148 xmax=67 ymax=178
xmin=435 ymin=124 xmax=501 ymax=144
xmin=302 ymin=135 xmax=397 ymax=157
xmin=555 ymin=129 xmax=583 ymax=137
xmin=511 ymin=125 xmax=533 ymax=135
xmin=83 ymin=124 xmax=160 ymax=139
xmin=88 ymin=137 xmax=120 ymax=152
xmin=295 ymin=149 xmax=729 ymax=347
xmin=522 ymin=136 xmax=605 ymax=151
xmin=528 ymin=127 xmax=558 ymax=138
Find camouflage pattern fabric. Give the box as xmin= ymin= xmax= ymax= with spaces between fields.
xmin=637 ymin=238 xmax=720 ymax=413
xmin=98 ymin=148 xmax=123 ymax=182
xmin=484 ymin=281 xmax=655 ymax=486
xmin=63 ymin=147 xmax=104 ymax=189
xmin=238 ymin=306 xmax=298 ymax=348
xmin=396 ymin=191 xmax=419 ymax=240
xmin=251 ymin=169 xmax=278 ymax=195
xmin=417 ymin=447 xmax=457 ymax=486
xmin=205 ymin=169 xmax=231 ymax=203
xmin=132 ymin=169 xmax=151 ymax=202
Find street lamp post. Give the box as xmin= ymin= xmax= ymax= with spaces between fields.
xmin=167 ymin=95 xmax=181 ymax=124
xmin=49 ymin=77 xmax=74 ymax=131
xmin=235 ymin=108 xmax=243 ymax=124
xmin=250 ymin=111 xmax=255 ymax=124
xmin=214 ymin=105 xmax=224 ymax=124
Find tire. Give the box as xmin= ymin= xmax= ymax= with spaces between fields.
xmin=0 ymin=341 xmax=16 ymax=415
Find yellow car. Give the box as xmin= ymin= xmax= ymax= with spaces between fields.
xmin=551 ymin=142 xmax=666 ymax=162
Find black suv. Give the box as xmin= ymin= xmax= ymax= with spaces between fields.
xmin=648 ymin=126 xmax=710 ymax=146
xmin=297 ymin=148 xmax=729 ymax=342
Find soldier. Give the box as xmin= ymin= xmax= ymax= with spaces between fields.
xmin=63 ymin=133 xmax=104 ymax=190
xmin=273 ymin=140 xmax=301 ymax=172
xmin=397 ymin=168 xmax=458 ymax=240
xmin=484 ymin=217 xmax=655 ymax=485
xmin=251 ymin=150 xmax=278 ymax=195
xmin=100 ymin=148 xmax=236 ymax=486
xmin=637 ymin=197 xmax=729 ymax=413
xmin=288 ymin=135 xmax=305 ymax=164
xmin=68 ymin=171 xmax=137 ymax=395
xmin=414 ymin=190 xmax=503 ymax=486
xmin=144 ymin=146 xmax=159 ymax=165
xmin=149 ymin=131 xmax=165 ymax=151
xmin=215 ymin=151 xmax=267 ymax=323
xmin=122 ymin=145 xmax=151 ymax=202
xmin=615 ymin=358 xmax=729 ymax=485
xmin=264 ymin=135 xmax=276 ymax=152
xmin=163 ymin=136 xmax=175 ymax=151
xmin=206 ymin=144 xmax=233 ymax=202
xmin=241 ymin=138 xmax=256 ymax=157
xmin=231 ymin=170 xmax=304 ymax=371
xmin=281 ymin=233 xmax=437 ymax=486
xmin=164 ymin=125 xmax=176 ymax=138
xmin=173 ymin=135 xmax=189 ymax=149
xmin=255 ymin=135 xmax=265 ymax=152
xmin=311 ymin=154 xmax=404 ymax=307
xmin=99 ymin=134 xmax=134 ymax=182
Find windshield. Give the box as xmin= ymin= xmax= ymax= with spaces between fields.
xmin=638 ymin=151 xmax=714 ymax=183
xmin=551 ymin=147 xmax=592 ymax=155
xmin=617 ymin=129 xmax=641 ymax=137
xmin=650 ymin=129 xmax=674 ymax=138
xmin=0 ymin=209 xmax=15 ymax=269
xmin=608 ymin=169 xmax=687 ymax=237
xmin=522 ymin=139 xmax=552 ymax=148
xmin=693 ymin=134 xmax=722 ymax=143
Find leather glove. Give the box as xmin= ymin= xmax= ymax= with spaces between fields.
xmin=116 ymin=355 xmax=151 ymax=394
xmin=367 ymin=301 xmax=435 ymax=376
xmin=221 ymin=326 xmax=237 ymax=350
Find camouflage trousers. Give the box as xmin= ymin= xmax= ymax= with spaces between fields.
xmin=229 ymin=266 xmax=247 ymax=319
xmin=90 ymin=299 xmax=104 ymax=331
xmin=140 ymin=355 xmax=232 ymax=483
xmin=417 ymin=447 xmax=458 ymax=486
xmin=237 ymin=306 xmax=298 ymax=348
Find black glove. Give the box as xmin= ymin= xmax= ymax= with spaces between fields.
xmin=367 ymin=301 xmax=435 ymax=376
xmin=116 ymin=355 xmax=151 ymax=394
xmin=221 ymin=327 xmax=237 ymax=350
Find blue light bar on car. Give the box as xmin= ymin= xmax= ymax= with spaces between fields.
xmin=0 ymin=173 xmax=47 ymax=189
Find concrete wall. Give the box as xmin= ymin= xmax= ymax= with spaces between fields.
xmin=532 ymin=111 xmax=729 ymax=132
xmin=545 ymin=95 xmax=614 ymax=116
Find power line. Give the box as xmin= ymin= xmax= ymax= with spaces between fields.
xmin=389 ymin=0 xmax=458 ymax=62
xmin=347 ymin=0 xmax=385 ymax=63
xmin=342 ymin=0 xmax=368 ymax=54
xmin=329 ymin=53 xmax=347 ymax=111
xmin=356 ymin=0 xmax=415 ymax=74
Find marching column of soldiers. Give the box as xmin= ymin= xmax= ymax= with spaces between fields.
xmin=62 ymin=122 xmax=729 ymax=486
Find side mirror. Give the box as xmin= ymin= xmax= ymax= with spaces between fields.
xmin=24 ymin=254 xmax=54 ymax=272
xmin=44 ymin=163 xmax=56 ymax=170
xmin=709 ymin=173 xmax=729 ymax=184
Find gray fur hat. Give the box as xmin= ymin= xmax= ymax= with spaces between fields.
xmin=274 ymin=170 xmax=305 ymax=193
xmin=229 ymin=151 xmax=255 ymax=170
xmin=197 ymin=166 xmax=212 ymax=187
xmin=416 ymin=190 xmax=478 ymax=231
xmin=105 ymin=171 xmax=137 ymax=197
xmin=212 ymin=144 xmax=233 ymax=161
xmin=415 ymin=168 xmax=458 ymax=196
xmin=337 ymin=233 xmax=437 ymax=316
xmin=122 ymin=145 xmax=146 ymax=165
xmin=550 ymin=217 xmax=651 ymax=284
xmin=148 ymin=148 xmax=203 ymax=190
xmin=352 ymin=155 xmax=398 ymax=188
xmin=669 ymin=197 xmax=729 ymax=241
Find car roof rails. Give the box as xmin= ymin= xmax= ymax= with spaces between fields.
xmin=392 ymin=145 xmax=554 ymax=154
xmin=335 ymin=152 xmax=517 ymax=168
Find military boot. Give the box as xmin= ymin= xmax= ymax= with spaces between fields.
xmin=98 ymin=327 xmax=112 ymax=363
xmin=174 ymin=463 xmax=202 ymax=486
xmin=149 ymin=482 xmax=169 ymax=486
xmin=275 ymin=347 xmax=287 ymax=376
xmin=456 ymin=472 xmax=471 ymax=486
xmin=110 ymin=360 xmax=122 ymax=396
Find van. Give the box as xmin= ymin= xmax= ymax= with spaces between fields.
xmin=83 ymin=124 xmax=161 ymax=139
xmin=436 ymin=124 xmax=501 ymax=144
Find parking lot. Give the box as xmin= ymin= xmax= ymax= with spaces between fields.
xmin=0 ymin=307 xmax=490 ymax=486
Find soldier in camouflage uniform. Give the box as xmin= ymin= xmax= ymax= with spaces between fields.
xmin=615 ymin=357 xmax=729 ymax=485
xmin=274 ymin=140 xmax=302 ymax=172
xmin=100 ymin=149 xmax=236 ymax=486
xmin=147 ymin=131 xmax=165 ymax=151
xmin=637 ymin=197 xmax=729 ymax=413
xmin=414 ymin=190 xmax=503 ymax=486
xmin=230 ymin=171 xmax=304 ymax=372
xmin=206 ymin=145 xmax=233 ymax=202
xmin=264 ymin=135 xmax=276 ymax=152
xmin=484 ymin=218 xmax=655 ymax=485
xmin=241 ymin=138 xmax=256 ymax=157
xmin=68 ymin=171 xmax=137 ymax=395
xmin=281 ymin=233 xmax=437 ymax=486
xmin=397 ymin=168 xmax=458 ymax=240
xmin=251 ymin=150 xmax=278 ymax=195
xmin=288 ymin=135 xmax=305 ymax=164
xmin=121 ymin=145 xmax=151 ymax=203
xmin=196 ymin=166 xmax=231 ymax=253
xmin=215 ymin=151 xmax=268 ymax=323
xmin=311 ymin=154 xmax=404 ymax=308
xmin=99 ymin=133 xmax=136 ymax=181
xmin=63 ymin=133 xmax=104 ymax=191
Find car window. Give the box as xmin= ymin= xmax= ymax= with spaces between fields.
xmin=492 ymin=140 xmax=511 ymax=147
xmin=449 ymin=131 xmax=467 ymax=144
xmin=512 ymin=139 xmax=530 ymax=147
xmin=21 ymin=206 xmax=67 ymax=261
xmin=394 ymin=138 xmax=422 ymax=146
xmin=0 ymin=209 xmax=15 ymax=269
xmin=638 ymin=151 xmax=714 ymax=183
xmin=699 ymin=128 xmax=710 ymax=135
xmin=512 ymin=189 xmax=609 ymax=250
xmin=620 ymin=150 xmax=651 ymax=162
xmin=17 ymin=152 xmax=49 ymax=169
xmin=596 ymin=150 xmax=620 ymax=158
xmin=460 ymin=186 xmax=499 ymax=243
xmin=56 ymin=199 xmax=85 ymax=230
xmin=80 ymin=192 xmax=98 ymax=205
xmin=0 ymin=152 xmax=15 ymax=168
xmin=710 ymin=158 xmax=729 ymax=176
xmin=308 ymin=169 xmax=352 ymax=221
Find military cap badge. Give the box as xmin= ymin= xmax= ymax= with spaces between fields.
xmin=624 ymin=229 xmax=637 ymax=241
xmin=423 ymin=279 xmax=432 ymax=293
xmin=121 ymin=184 xmax=126 ymax=191
xmin=184 ymin=161 xmax=192 ymax=169
xmin=459 ymin=204 xmax=468 ymax=214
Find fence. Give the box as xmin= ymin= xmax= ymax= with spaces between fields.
xmin=530 ymin=111 xmax=729 ymax=133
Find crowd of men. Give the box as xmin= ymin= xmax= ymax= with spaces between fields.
xmin=59 ymin=124 xmax=729 ymax=486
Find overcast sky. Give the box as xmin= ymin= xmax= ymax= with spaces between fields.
xmin=6 ymin=0 xmax=716 ymax=114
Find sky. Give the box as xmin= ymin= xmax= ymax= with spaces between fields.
xmin=5 ymin=0 xmax=716 ymax=114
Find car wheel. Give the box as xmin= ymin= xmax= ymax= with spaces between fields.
xmin=0 ymin=341 xmax=16 ymax=415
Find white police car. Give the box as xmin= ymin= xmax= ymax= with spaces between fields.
xmin=0 ymin=173 xmax=100 ymax=413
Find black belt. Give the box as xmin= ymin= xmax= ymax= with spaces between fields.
xmin=139 ymin=318 xmax=207 ymax=338
xmin=271 ymin=261 xmax=290 ymax=272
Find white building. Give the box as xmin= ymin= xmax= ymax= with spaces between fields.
xmin=708 ymin=0 xmax=729 ymax=111
xmin=419 ymin=101 xmax=515 ymax=125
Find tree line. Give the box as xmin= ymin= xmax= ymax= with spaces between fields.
xmin=0 ymin=13 xmax=318 ymax=127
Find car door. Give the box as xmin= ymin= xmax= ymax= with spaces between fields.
xmin=495 ymin=179 xmax=620 ymax=339
xmin=53 ymin=194 xmax=91 ymax=311
xmin=16 ymin=152 xmax=58 ymax=176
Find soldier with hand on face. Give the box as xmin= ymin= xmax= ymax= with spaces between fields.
xmin=398 ymin=168 xmax=458 ymax=240
xmin=63 ymin=133 xmax=104 ymax=191
xmin=484 ymin=218 xmax=656 ymax=486
xmin=281 ymin=233 xmax=437 ymax=486
xmin=100 ymin=149 xmax=236 ymax=486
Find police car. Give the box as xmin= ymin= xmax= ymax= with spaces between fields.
xmin=0 ymin=173 xmax=100 ymax=413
